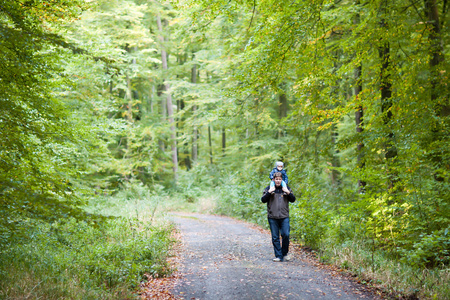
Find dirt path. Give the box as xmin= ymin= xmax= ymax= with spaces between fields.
xmin=167 ymin=213 xmax=381 ymax=300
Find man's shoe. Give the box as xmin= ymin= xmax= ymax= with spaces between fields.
xmin=284 ymin=255 xmax=291 ymax=261
xmin=272 ymin=257 xmax=281 ymax=262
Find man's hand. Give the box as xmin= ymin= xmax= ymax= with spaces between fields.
xmin=268 ymin=186 xmax=275 ymax=193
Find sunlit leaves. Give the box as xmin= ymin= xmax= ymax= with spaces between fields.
xmin=0 ymin=0 xmax=99 ymax=246
xmin=178 ymin=0 xmax=450 ymax=267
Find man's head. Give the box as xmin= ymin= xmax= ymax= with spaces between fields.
xmin=275 ymin=161 xmax=284 ymax=171
xmin=273 ymin=172 xmax=283 ymax=187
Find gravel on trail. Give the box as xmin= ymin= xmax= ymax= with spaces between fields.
xmin=168 ymin=212 xmax=381 ymax=300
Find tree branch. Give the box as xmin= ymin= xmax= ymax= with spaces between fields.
xmin=247 ymin=0 xmax=256 ymax=32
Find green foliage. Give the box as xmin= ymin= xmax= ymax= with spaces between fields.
xmin=0 ymin=215 xmax=173 ymax=299
xmin=180 ymin=0 xmax=450 ymax=265
xmin=0 ymin=0 xmax=99 ymax=249
xmin=397 ymin=228 xmax=450 ymax=268
xmin=322 ymin=239 xmax=450 ymax=299
xmin=2 ymin=0 xmax=450 ymax=298
xmin=291 ymin=190 xmax=332 ymax=249
xmin=174 ymin=165 xmax=268 ymax=225
xmin=214 ymin=173 xmax=267 ymax=226
xmin=172 ymin=0 xmax=450 ymax=297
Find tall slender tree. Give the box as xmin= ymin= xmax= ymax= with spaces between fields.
xmin=157 ymin=14 xmax=178 ymax=181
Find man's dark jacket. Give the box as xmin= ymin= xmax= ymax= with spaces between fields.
xmin=261 ymin=184 xmax=296 ymax=219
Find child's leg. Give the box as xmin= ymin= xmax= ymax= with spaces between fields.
xmin=270 ymin=180 xmax=275 ymax=188
xmin=281 ymin=181 xmax=289 ymax=193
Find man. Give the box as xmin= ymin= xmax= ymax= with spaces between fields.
xmin=261 ymin=172 xmax=296 ymax=262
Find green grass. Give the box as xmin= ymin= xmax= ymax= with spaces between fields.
xmin=319 ymin=240 xmax=450 ymax=300
xmin=0 ymin=182 xmax=176 ymax=300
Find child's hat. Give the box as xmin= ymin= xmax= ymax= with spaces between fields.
xmin=275 ymin=161 xmax=284 ymax=167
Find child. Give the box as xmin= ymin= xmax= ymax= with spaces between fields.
xmin=269 ymin=161 xmax=289 ymax=193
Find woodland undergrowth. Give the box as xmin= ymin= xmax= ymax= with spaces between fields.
xmin=195 ymin=169 xmax=450 ymax=300
xmin=0 ymin=183 xmax=174 ymax=300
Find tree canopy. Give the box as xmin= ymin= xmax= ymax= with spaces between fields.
xmin=1 ymin=0 xmax=449 ymax=272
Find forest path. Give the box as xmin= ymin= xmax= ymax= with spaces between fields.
xmin=168 ymin=212 xmax=381 ymax=300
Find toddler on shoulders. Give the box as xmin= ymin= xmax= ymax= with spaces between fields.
xmin=269 ymin=161 xmax=290 ymax=194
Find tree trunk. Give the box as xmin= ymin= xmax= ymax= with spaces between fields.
xmin=191 ymin=62 xmax=198 ymax=163
xmin=178 ymin=85 xmax=191 ymax=170
xmin=424 ymin=0 xmax=449 ymax=181
xmin=246 ymin=119 xmax=249 ymax=140
xmin=157 ymin=14 xmax=178 ymax=182
xmin=278 ymin=86 xmax=288 ymax=138
xmin=329 ymin=52 xmax=342 ymax=188
xmin=425 ymin=0 xmax=447 ymax=114
xmin=380 ymin=42 xmax=395 ymax=159
xmin=126 ymin=73 xmax=133 ymax=123
xmin=379 ymin=17 xmax=397 ymax=190
xmin=330 ymin=124 xmax=341 ymax=186
xmin=354 ymin=1 xmax=366 ymax=191
xmin=279 ymin=92 xmax=288 ymax=120
xmin=192 ymin=106 xmax=198 ymax=163
xmin=158 ymin=83 xmax=166 ymax=119
xmin=157 ymin=83 xmax=166 ymax=153
xmin=354 ymin=64 xmax=366 ymax=190
xmin=208 ymin=125 xmax=213 ymax=164
xmin=314 ymin=130 xmax=320 ymax=172
xmin=124 ymin=63 xmax=133 ymax=172
xmin=150 ymin=85 xmax=155 ymax=114
xmin=222 ymin=128 xmax=226 ymax=156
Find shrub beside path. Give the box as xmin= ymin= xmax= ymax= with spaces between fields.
xmin=141 ymin=213 xmax=383 ymax=300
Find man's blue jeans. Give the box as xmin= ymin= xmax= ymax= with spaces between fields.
xmin=268 ymin=217 xmax=290 ymax=260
